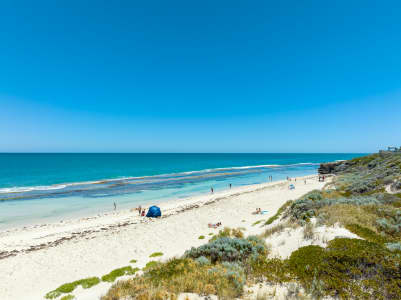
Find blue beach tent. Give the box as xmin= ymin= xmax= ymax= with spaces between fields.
xmin=146 ymin=206 xmax=161 ymax=218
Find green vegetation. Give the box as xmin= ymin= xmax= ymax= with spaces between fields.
xmin=129 ymin=259 xmax=137 ymax=263
xmin=149 ymin=252 xmax=163 ymax=258
xmin=252 ymin=220 xmax=263 ymax=226
xmin=288 ymin=238 xmax=401 ymax=299
xmin=101 ymin=152 xmax=401 ymax=299
xmin=264 ymin=200 xmax=292 ymax=225
xmin=198 ymin=235 xmax=205 ymax=239
xmin=101 ymin=266 xmax=139 ymax=283
xmin=45 ymin=277 xmax=100 ymax=299
xmin=144 ymin=261 xmax=158 ymax=269
xmin=102 ymin=235 xmax=267 ymax=300
xmin=345 ymin=223 xmax=389 ymax=244
xmin=208 ymin=227 xmax=244 ymax=242
xmin=60 ymin=295 xmax=75 ymax=300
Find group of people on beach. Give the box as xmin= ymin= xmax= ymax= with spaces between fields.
xmin=137 ymin=205 xmax=146 ymax=216
xmin=268 ymin=175 xmax=273 ymax=181
xmin=318 ymin=175 xmax=326 ymax=182
xmin=208 ymin=222 xmax=222 ymax=228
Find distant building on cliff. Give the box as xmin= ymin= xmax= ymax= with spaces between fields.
xmin=380 ymin=146 xmax=401 ymax=153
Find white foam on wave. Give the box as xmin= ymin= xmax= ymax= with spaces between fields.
xmin=0 ymin=184 xmax=67 ymax=194
xmin=0 ymin=162 xmax=320 ymax=194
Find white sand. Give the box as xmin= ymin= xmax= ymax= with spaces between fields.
xmin=0 ymin=175 xmax=327 ymax=300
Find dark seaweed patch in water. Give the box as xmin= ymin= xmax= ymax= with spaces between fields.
xmin=0 ymin=164 xmax=318 ymax=201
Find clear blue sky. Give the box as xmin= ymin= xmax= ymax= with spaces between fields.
xmin=1 ymin=1 xmax=400 ymax=153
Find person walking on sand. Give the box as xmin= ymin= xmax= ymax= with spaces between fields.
xmin=211 ymin=187 xmax=214 ymax=194
xmin=138 ymin=205 xmax=142 ymax=216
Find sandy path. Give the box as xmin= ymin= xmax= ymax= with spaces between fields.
xmin=0 ymin=175 xmax=325 ymax=300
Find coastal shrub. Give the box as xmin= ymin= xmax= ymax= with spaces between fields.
xmin=102 ymin=258 xmax=246 ymax=300
xmin=288 ymin=238 xmax=401 ymax=299
xmin=264 ymin=200 xmax=292 ymax=225
xmin=45 ymin=277 xmax=100 ymax=299
xmin=101 ymin=266 xmax=139 ymax=282
xmin=250 ymin=255 xmax=291 ymax=283
xmin=345 ymin=223 xmax=388 ymax=244
xmin=386 ymin=242 xmax=401 ymax=252
xmin=184 ymin=235 xmax=267 ymax=263
xmin=289 ymin=191 xmax=389 ymax=223
xmin=149 ymin=251 xmax=163 ymax=257
xmin=195 ymin=256 xmax=211 ymax=266
xmin=208 ymin=262 xmax=246 ymax=295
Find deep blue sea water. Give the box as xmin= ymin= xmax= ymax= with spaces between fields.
xmin=0 ymin=153 xmax=364 ymax=229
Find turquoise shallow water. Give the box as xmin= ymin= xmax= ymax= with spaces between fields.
xmin=0 ymin=153 xmax=363 ymax=228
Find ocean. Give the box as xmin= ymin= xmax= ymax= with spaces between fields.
xmin=0 ymin=153 xmax=363 ymax=229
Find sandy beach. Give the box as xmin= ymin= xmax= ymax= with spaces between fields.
xmin=0 ymin=175 xmax=329 ymax=300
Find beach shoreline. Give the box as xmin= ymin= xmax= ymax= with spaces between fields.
xmin=0 ymin=174 xmax=327 ymax=300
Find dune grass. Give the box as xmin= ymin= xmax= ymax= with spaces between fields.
xmin=198 ymin=235 xmax=205 ymax=239
xmin=264 ymin=200 xmax=293 ymax=225
xmin=252 ymin=220 xmax=263 ymax=226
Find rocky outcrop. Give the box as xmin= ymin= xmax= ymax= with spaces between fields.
xmin=318 ymin=161 xmax=347 ymax=174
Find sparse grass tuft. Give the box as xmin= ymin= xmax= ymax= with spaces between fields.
xmin=302 ymin=222 xmax=315 ymax=240
xmin=261 ymin=223 xmax=287 ymax=238
xmin=60 ymin=295 xmax=75 ymax=300
xmin=252 ymin=220 xmax=263 ymax=226
xmin=129 ymin=259 xmax=137 ymax=263
xmin=198 ymin=235 xmax=205 ymax=239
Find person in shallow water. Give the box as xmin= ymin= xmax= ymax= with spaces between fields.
xmin=211 ymin=187 xmax=213 ymax=194
xmin=113 ymin=202 xmax=116 ymax=210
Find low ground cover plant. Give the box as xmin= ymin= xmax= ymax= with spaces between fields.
xmin=101 ymin=266 xmax=139 ymax=282
xmin=149 ymin=252 xmax=163 ymax=257
xmin=45 ymin=277 xmax=100 ymax=299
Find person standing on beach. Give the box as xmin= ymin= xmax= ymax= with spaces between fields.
xmin=114 ymin=202 xmax=116 ymax=210
xmin=138 ymin=205 xmax=142 ymax=216
xmin=229 ymin=183 xmax=232 ymax=189
xmin=211 ymin=187 xmax=214 ymax=194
